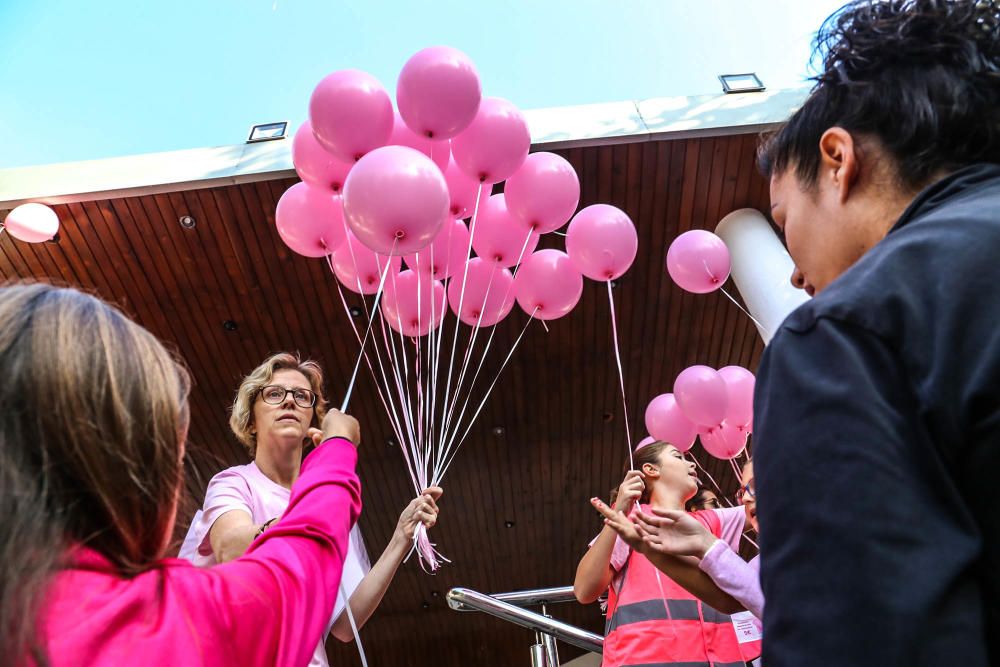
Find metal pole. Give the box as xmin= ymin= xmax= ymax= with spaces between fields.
xmin=541 ymin=604 xmax=560 ymax=667
xmin=446 ymin=588 xmax=603 ymax=655
xmin=529 ymin=642 xmax=546 ymax=667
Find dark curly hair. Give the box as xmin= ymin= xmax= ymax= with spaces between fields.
xmin=759 ymin=0 xmax=1000 ymax=190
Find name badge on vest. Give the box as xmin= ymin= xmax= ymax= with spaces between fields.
xmin=730 ymin=610 xmax=763 ymax=644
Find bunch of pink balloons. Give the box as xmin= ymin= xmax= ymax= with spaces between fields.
xmin=275 ymin=45 xmax=640 ymax=336
xmin=644 ymin=364 xmax=755 ymax=460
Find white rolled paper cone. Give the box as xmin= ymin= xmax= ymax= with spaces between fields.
xmin=715 ymin=208 xmax=810 ymax=344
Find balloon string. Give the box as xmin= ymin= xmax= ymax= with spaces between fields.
xmin=438 ymin=183 xmax=484 ymax=456
xmin=436 ymin=307 xmax=538 ymax=482
xmin=433 ymin=228 xmax=534 ymax=481
xmin=729 ymin=457 xmax=742 ymax=481
xmin=690 ymin=451 xmax=730 ymax=505
xmin=742 ymin=532 xmax=759 ymax=550
xmin=606 ymin=281 xmax=634 ymax=470
xmin=340 ymin=240 xmax=396 ymax=413
xmin=719 ymin=285 xmax=770 ymax=337
xmin=338 ymin=581 xmax=368 ymax=667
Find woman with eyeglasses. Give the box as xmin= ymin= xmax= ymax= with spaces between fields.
xmin=180 ymin=353 xmax=442 ymax=667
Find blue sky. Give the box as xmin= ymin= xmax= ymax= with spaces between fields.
xmin=0 ymin=0 xmax=844 ymax=169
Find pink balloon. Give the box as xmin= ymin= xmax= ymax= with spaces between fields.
xmin=381 ymin=269 xmax=447 ymax=337
xmin=674 ymin=365 xmax=729 ymax=427
xmin=635 ymin=436 xmax=657 ymax=452
xmin=397 ymin=46 xmax=482 ymax=140
xmin=442 ymin=156 xmax=481 ymax=220
xmin=291 ymin=120 xmax=353 ymax=193
xmin=451 ymin=97 xmax=530 ymax=184
xmin=388 ymin=110 xmax=449 ymax=172
xmin=718 ymin=366 xmax=756 ymax=429
xmin=565 ymin=204 xmax=638 ymax=281
xmin=504 ymin=152 xmax=580 ymax=233
xmin=513 ymin=249 xmax=584 ymax=321
xmin=644 ymin=393 xmax=698 ymax=452
xmin=448 ymin=257 xmax=515 ymax=327
xmin=471 ymin=194 xmax=539 ymax=268
xmin=330 ymin=231 xmax=401 ymax=294
xmin=309 ymin=69 xmax=393 ymax=162
xmin=342 ymin=145 xmax=449 ymax=256
xmin=432 ymin=141 xmax=451 ymax=172
xmin=699 ymin=422 xmax=748 ymax=460
xmin=4 ymin=203 xmax=59 ymax=243
xmin=666 ymin=230 xmax=731 ymax=294
xmin=403 ymin=218 xmax=470 ymax=280
xmin=275 ymin=183 xmax=346 ymax=258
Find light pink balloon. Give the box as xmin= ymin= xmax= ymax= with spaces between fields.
xmin=565 ymin=204 xmax=638 ymax=281
xmin=471 ymin=194 xmax=539 ymax=268
xmin=397 ymin=46 xmax=482 ymax=141
xmin=448 ymin=257 xmax=515 ymax=327
xmin=403 ymin=218 xmax=470 ymax=280
xmin=330 ymin=231 xmax=401 ymax=294
xmin=644 ymin=393 xmax=698 ymax=451
xmin=699 ymin=422 xmax=749 ymax=460
xmin=275 ymin=183 xmax=346 ymax=258
xmin=442 ymin=156 xmax=481 ymax=220
xmin=504 ymin=152 xmax=580 ymax=233
xmin=666 ymin=230 xmax=731 ymax=294
xmin=381 ymin=269 xmax=447 ymax=337
xmin=432 ymin=141 xmax=451 ymax=172
xmin=635 ymin=436 xmax=657 ymax=452
xmin=309 ymin=69 xmax=393 ymax=162
xmin=451 ymin=97 xmax=530 ymax=184
xmin=3 ymin=203 xmax=59 ymax=243
xmin=291 ymin=120 xmax=353 ymax=193
xmin=342 ymin=145 xmax=449 ymax=256
xmin=674 ymin=365 xmax=729 ymax=427
xmin=513 ymin=249 xmax=584 ymax=321
xmin=718 ymin=366 xmax=756 ymax=429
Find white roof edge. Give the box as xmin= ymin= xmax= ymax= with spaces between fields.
xmin=0 ymin=86 xmax=808 ymax=209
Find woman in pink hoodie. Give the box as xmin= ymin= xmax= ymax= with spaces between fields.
xmin=0 ymin=283 xmax=362 ymax=667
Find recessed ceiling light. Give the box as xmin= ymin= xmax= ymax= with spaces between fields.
xmin=718 ymin=73 xmax=765 ymax=94
xmin=179 ymin=215 xmax=196 ymax=229
xmin=247 ymin=121 xmax=289 ymax=143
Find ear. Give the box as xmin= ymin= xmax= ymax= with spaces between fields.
xmin=641 ymin=461 xmax=660 ymax=480
xmin=818 ymin=127 xmax=860 ymax=204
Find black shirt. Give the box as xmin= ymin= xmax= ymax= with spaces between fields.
xmin=755 ymin=164 xmax=1000 ymax=666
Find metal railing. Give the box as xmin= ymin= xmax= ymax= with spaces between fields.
xmin=447 ymin=586 xmax=603 ymax=657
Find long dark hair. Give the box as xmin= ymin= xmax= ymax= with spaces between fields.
xmin=759 ymin=0 xmax=1000 ymax=190
xmin=0 ymin=283 xmax=190 ymax=665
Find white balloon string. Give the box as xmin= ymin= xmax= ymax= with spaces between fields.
xmin=340 ymin=246 xmax=396 ymax=413
xmin=338 ymin=581 xmax=368 ymax=667
xmin=438 ymin=183 xmax=483 ymax=456
xmin=435 ymin=226 xmax=531 ymax=481
xmin=719 ymin=285 xmax=769 ymax=337
xmin=606 ymin=280 xmax=634 ymax=470
xmin=690 ymin=451 xmax=729 ymax=503
xmin=436 ymin=307 xmax=537 ymax=483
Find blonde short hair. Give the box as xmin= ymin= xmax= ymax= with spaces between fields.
xmin=229 ymin=352 xmax=327 ymax=457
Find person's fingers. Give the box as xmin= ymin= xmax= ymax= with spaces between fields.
xmin=422 ymin=486 xmax=444 ymax=500
xmin=649 ymin=508 xmax=685 ymax=520
xmin=591 ymin=497 xmax=619 ymax=521
xmin=415 ymin=510 xmax=436 ymax=527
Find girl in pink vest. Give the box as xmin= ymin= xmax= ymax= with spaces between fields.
xmin=0 ymin=284 xmax=362 ymax=667
xmin=575 ymin=441 xmax=761 ymax=667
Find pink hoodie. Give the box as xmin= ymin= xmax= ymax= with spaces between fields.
xmin=38 ymin=437 xmax=360 ymax=667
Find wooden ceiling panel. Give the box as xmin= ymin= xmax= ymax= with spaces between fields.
xmin=0 ymin=134 xmax=770 ymax=666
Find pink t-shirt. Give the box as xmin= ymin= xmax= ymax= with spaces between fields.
xmin=41 ymin=437 xmax=360 ymax=667
xmin=179 ymin=461 xmax=370 ymax=667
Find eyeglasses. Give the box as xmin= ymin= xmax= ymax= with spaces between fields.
xmin=735 ymin=479 xmax=756 ymax=503
xmin=258 ymin=385 xmax=317 ymax=409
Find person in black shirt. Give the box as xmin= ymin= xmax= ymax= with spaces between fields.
xmin=754 ymin=1 xmax=1000 ymax=665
